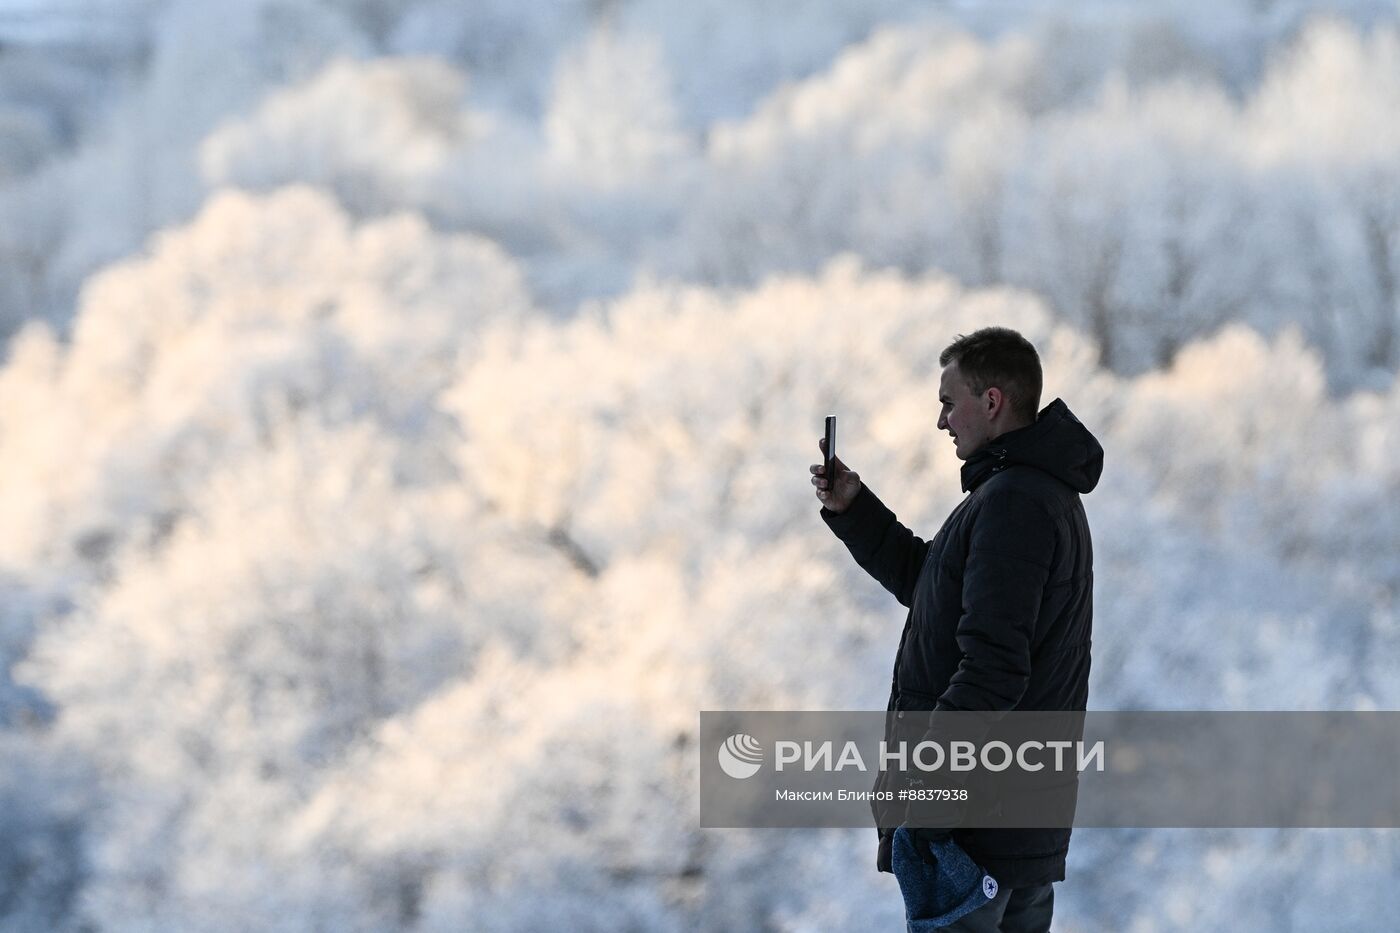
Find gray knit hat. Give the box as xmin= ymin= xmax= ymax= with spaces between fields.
xmin=891 ymin=827 xmax=1000 ymax=930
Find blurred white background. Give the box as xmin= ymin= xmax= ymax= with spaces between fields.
xmin=2 ymin=1 xmax=1400 ymax=929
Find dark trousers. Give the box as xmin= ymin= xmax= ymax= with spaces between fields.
xmin=938 ymin=882 xmax=1053 ymax=932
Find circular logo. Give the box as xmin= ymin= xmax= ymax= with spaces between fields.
xmin=718 ymin=733 xmax=764 ymax=779
xmin=982 ymin=875 xmax=999 ymax=899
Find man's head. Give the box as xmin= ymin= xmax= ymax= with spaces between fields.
xmin=937 ymin=327 xmax=1042 ymax=460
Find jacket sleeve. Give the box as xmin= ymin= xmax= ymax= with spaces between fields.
xmin=820 ymin=483 xmax=931 ymax=609
xmin=936 ymin=487 xmax=1056 ymax=713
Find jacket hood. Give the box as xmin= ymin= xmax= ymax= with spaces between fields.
xmin=960 ymin=398 xmax=1103 ymax=494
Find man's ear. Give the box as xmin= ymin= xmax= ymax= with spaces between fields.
xmin=983 ymin=386 xmax=1005 ymax=419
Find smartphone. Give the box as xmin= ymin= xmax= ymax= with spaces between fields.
xmin=824 ymin=415 xmax=836 ymax=486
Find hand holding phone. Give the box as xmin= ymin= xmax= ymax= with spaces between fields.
xmin=812 ymin=416 xmax=861 ymax=513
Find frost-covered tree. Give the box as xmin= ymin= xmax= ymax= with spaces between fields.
xmin=0 ymin=185 xmax=528 ymax=576
xmin=0 ymin=0 xmax=372 ymax=337
xmin=0 ymin=183 xmax=533 ymax=929
xmin=1241 ymin=16 xmax=1400 ymax=381
xmin=661 ymin=12 xmax=1400 ymax=383
xmin=202 ymin=57 xmax=470 ymax=217
xmin=19 ymin=419 xmax=594 ymax=931
xmin=543 ymin=28 xmax=688 ymax=191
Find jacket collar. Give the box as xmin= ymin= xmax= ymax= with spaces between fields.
xmin=959 ymin=398 xmax=1104 ymax=494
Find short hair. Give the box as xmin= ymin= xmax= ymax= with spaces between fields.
xmin=939 ymin=326 xmax=1042 ymax=423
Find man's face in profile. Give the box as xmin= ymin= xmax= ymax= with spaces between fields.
xmin=937 ymin=362 xmax=992 ymax=461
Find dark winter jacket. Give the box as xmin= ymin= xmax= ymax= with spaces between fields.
xmin=820 ymin=397 xmax=1103 ymax=888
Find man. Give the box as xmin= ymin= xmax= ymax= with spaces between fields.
xmin=810 ymin=326 xmax=1102 ymax=932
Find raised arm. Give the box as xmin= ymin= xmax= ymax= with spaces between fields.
xmin=818 ymin=483 xmax=932 ymax=609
